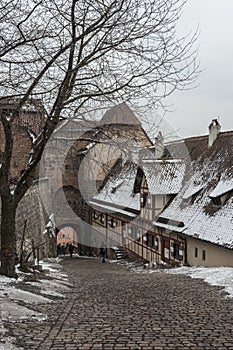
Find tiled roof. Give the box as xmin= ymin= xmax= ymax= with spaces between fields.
xmin=142 ymin=159 xmax=186 ymax=195
xmin=154 ymin=131 xmax=233 ymax=249
xmin=101 ymin=102 xmax=141 ymax=126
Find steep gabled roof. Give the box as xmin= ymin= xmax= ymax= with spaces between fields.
xmin=154 ymin=131 xmax=233 ymax=249
xmin=101 ymin=102 xmax=141 ymax=126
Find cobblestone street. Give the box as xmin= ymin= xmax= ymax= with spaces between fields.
xmin=5 ymin=257 xmax=233 ymax=349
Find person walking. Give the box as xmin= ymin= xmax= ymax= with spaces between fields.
xmin=69 ymin=243 xmax=74 ymax=258
xmin=57 ymin=243 xmax=61 ymax=257
xmin=61 ymin=244 xmax=66 ymax=256
xmin=100 ymin=246 xmax=106 ymax=263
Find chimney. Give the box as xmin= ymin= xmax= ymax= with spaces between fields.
xmin=208 ymin=119 xmax=221 ymax=148
xmin=154 ymin=131 xmax=164 ymax=158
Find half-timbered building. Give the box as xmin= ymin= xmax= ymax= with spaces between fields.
xmin=90 ymin=119 xmax=233 ymax=267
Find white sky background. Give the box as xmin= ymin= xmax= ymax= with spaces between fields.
xmin=164 ymin=0 xmax=233 ymax=138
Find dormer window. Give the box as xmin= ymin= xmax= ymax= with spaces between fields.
xmin=181 ymin=184 xmax=203 ymax=207
xmin=181 ymin=197 xmax=191 ymax=207
xmin=211 ymin=196 xmax=222 ymax=207
xmin=209 ymin=179 xmax=233 ymax=208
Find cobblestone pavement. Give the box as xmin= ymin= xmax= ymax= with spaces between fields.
xmin=5 ymin=257 xmax=233 ymax=349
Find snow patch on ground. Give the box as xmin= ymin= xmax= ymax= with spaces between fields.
xmin=144 ymin=265 xmax=233 ymax=298
xmin=0 ymin=301 xmax=47 ymax=322
xmin=0 ymin=257 xmax=72 ymax=350
xmin=165 ymin=266 xmax=233 ymax=298
xmin=113 ymin=260 xmax=233 ymax=298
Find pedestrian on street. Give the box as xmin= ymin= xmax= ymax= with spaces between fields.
xmin=100 ymin=246 xmax=106 ymax=263
xmin=57 ymin=243 xmax=61 ymax=257
xmin=69 ymin=243 xmax=74 ymax=258
xmin=61 ymin=244 xmax=66 ymax=255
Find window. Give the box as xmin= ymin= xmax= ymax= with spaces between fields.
xmin=202 ymin=250 xmax=206 ymax=261
xmin=174 ymin=243 xmax=180 ymax=259
xmin=122 ymin=224 xmax=126 ymax=238
xmin=154 ymin=237 xmax=159 ymax=250
xmin=194 ymin=247 xmax=198 ymax=258
xmin=146 ymin=233 xmax=151 ymax=246
xmin=209 ymin=181 xmax=233 ymax=208
xmin=181 ymin=186 xmax=203 ymax=207
xmin=100 ymin=214 xmax=105 ymax=224
xmin=141 ymin=192 xmax=148 ymax=207
xmin=127 ymin=226 xmax=139 ymax=241
xmin=136 ymin=229 xmax=141 ymax=241
xmin=146 ymin=233 xmax=156 ymax=248
xmin=147 ymin=195 xmax=152 ymax=208
xmin=110 ymin=218 xmax=116 ymax=228
xmin=128 ymin=226 xmax=132 ymax=236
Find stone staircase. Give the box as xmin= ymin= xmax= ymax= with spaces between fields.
xmin=111 ymin=246 xmax=129 ymax=260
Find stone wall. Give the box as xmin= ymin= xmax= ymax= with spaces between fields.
xmin=0 ymin=124 xmax=32 ymax=180
xmin=0 ymin=178 xmax=53 ymax=264
xmin=16 ymin=178 xmax=53 ymax=262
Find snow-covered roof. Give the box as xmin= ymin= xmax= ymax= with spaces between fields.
xmin=155 ymin=221 xmax=187 ymax=233
xmin=89 ymin=201 xmax=137 ymax=218
xmin=182 ymin=184 xmax=203 ymax=200
xmin=155 ymin=190 xmax=233 ymax=248
xmin=153 ymin=131 xmax=233 ymax=249
xmin=91 ymin=161 xmax=140 ymax=213
xmin=142 ymin=159 xmax=186 ymax=195
xmin=209 ymin=179 xmax=233 ymax=198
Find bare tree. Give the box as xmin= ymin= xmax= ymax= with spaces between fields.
xmin=0 ymin=0 xmax=198 ymax=277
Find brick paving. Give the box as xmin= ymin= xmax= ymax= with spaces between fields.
xmin=5 ymin=257 xmax=233 ymax=349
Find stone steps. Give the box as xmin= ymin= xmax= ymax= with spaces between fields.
xmin=111 ymin=246 xmax=129 ymax=260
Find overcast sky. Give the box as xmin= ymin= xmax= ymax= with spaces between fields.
xmin=163 ymin=0 xmax=233 ymax=138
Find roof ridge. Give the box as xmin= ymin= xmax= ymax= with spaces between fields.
xmin=165 ymin=130 xmax=233 ymax=146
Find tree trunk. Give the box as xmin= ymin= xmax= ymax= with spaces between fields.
xmin=0 ymin=197 xmax=17 ymax=278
